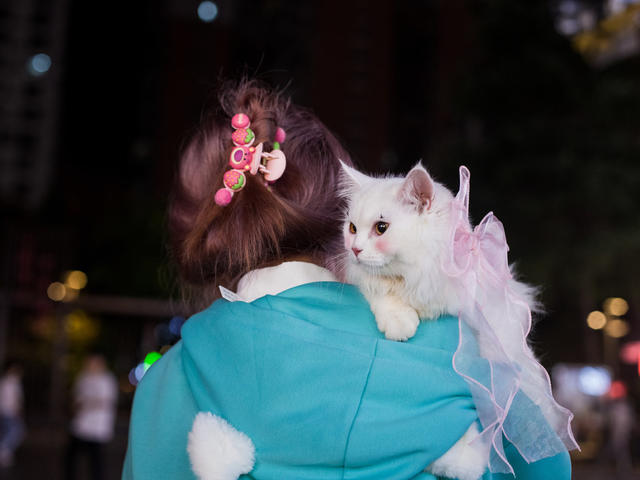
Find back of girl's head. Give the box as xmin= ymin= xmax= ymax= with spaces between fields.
xmin=168 ymin=79 xmax=352 ymax=303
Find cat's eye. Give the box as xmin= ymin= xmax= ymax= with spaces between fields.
xmin=375 ymin=222 xmax=389 ymax=235
xmin=349 ymin=222 xmax=357 ymax=234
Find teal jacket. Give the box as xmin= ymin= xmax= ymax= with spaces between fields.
xmin=122 ymin=282 xmax=571 ymax=479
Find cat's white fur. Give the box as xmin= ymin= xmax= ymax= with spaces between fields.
xmin=340 ymin=161 xmax=538 ymax=340
xmin=428 ymin=423 xmax=491 ymax=480
xmin=339 ymin=162 xmax=540 ymax=480
xmin=340 ymin=162 xmax=462 ymax=340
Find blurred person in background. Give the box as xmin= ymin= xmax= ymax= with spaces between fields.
xmin=0 ymin=361 xmax=24 ymax=468
xmin=603 ymin=380 xmax=636 ymax=477
xmin=65 ymin=353 xmax=118 ymax=480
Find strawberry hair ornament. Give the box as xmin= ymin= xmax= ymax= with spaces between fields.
xmin=214 ymin=114 xmax=287 ymax=206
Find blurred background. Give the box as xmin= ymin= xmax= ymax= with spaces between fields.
xmin=1 ymin=0 xmax=639 ymax=478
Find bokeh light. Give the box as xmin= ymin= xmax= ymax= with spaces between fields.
xmin=27 ymin=53 xmax=52 ymax=76
xmin=604 ymin=318 xmax=629 ymax=338
xmin=62 ymin=287 xmax=79 ymax=303
xmin=65 ymin=270 xmax=88 ymax=290
xmin=169 ymin=316 xmax=185 ymax=336
xmin=128 ymin=367 xmax=140 ymax=386
xmin=197 ymin=1 xmax=218 ymax=22
xmin=578 ymin=366 xmax=611 ymax=396
xmin=586 ymin=310 xmax=606 ymax=330
xmin=620 ymin=341 xmax=640 ymax=364
xmin=64 ymin=310 xmax=99 ymax=342
xmin=134 ymin=363 xmax=146 ymax=383
xmin=608 ymin=380 xmax=627 ymax=399
xmin=129 ymin=352 xmax=164 ymax=386
xmin=604 ymin=297 xmax=629 ymax=317
xmin=47 ymin=282 xmax=66 ymax=301
xmin=143 ymin=351 xmax=162 ymax=371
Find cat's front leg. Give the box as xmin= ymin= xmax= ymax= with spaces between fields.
xmin=369 ymin=295 xmax=420 ymax=341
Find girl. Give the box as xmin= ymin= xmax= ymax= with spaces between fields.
xmin=122 ymin=80 xmax=572 ymax=480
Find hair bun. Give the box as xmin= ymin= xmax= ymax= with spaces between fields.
xmin=168 ymin=79 xmax=353 ymax=303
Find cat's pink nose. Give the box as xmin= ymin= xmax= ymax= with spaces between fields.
xmin=352 ymin=247 xmax=362 ymax=257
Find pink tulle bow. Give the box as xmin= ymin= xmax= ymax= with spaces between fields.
xmin=442 ymin=166 xmax=579 ymax=474
xmin=450 ymin=212 xmax=510 ymax=284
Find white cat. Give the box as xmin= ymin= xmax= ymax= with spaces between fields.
xmin=341 ymin=162 xmax=457 ymax=341
xmin=338 ymin=161 xmax=541 ymax=480
xmin=339 ymin=161 xmax=539 ymax=342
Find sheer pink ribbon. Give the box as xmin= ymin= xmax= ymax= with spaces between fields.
xmin=442 ymin=166 xmax=579 ymax=474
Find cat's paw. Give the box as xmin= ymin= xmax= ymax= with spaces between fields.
xmin=425 ymin=423 xmax=489 ymax=480
xmin=380 ymin=305 xmax=420 ymax=341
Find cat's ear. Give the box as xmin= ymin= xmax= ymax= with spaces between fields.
xmin=398 ymin=163 xmax=435 ymax=213
xmin=339 ymin=160 xmax=371 ymax=189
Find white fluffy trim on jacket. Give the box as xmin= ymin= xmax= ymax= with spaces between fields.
xmin=187 ymin=412 xmax=256 ymax=480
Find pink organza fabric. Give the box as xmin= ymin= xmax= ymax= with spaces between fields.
xmin=442 ymin=166 xmax=579 ymax=474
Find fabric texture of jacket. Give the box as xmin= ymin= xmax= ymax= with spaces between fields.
xmin=122 ymin=281 xmax=571 ymax=480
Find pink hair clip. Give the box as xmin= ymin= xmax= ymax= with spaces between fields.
xmin=214 ymin=114 xmax=287 ymax=206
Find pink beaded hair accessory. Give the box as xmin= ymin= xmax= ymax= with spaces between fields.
xmin=214 ymin=113 xmax=287 ymax=206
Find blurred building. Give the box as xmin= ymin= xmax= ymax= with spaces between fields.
xmin=0 ymin=0 xmax=70 ymax=374
xmin=0 ymin=0 xmax=68 ymax=211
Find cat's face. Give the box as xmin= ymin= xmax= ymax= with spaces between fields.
xmin=343 ymin=186 xmax=405 ymax=270
xmin=341 ymin=163 xmax=441 ymax=275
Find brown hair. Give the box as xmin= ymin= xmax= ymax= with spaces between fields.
xmin=168 ymin=79 xmax=352 ymax=306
